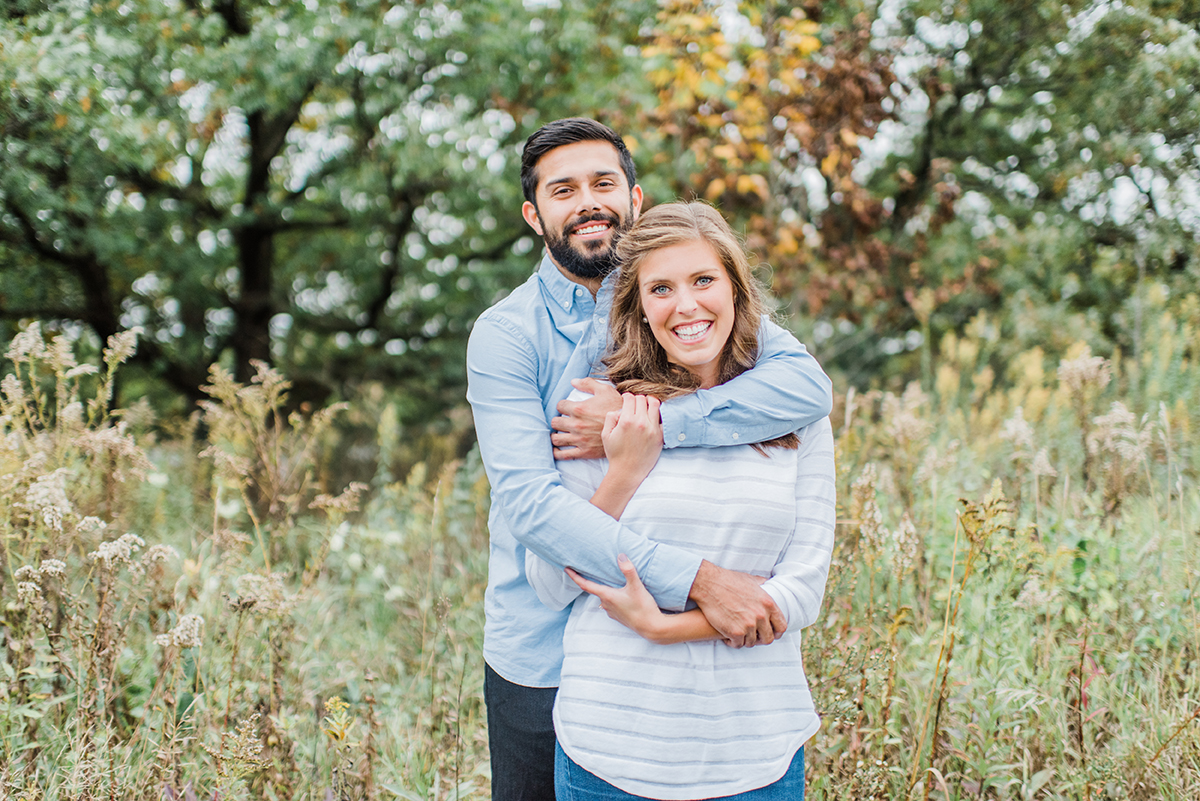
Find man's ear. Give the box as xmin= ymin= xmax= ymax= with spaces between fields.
xmin=521 ymin=201 xmax=544 ymax=236
xmin=630 ymin=184 xmax=644 ymax=220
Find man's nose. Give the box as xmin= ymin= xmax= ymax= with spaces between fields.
xmin=576 ymin=186 xmax=601 ymax=211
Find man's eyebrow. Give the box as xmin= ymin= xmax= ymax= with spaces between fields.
xmin=543 ymin=169 xmax=620 ymax=189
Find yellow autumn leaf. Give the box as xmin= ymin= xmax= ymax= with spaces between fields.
xmin=820 ymin=147 xmax=840 ymax=176
xmin=796 ymin=35 xmax=821 ymax=56
xmin=712 ymin=144 xmax=739 ymax=162
xmin=840 ymin=129 xmax=858 ymax=147
xmin=705 ymin=178 xmax=726 ymax=200
xmin=777 ymin=227 xmax=800 ymax=256
xmin=54 ymin=114 xmax=68 ymax=129
xmin=736 ymin=174 xmax=768 ymax=199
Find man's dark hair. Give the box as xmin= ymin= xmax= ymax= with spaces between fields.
xmin=520 ymin=118 xmax=637 ymax=205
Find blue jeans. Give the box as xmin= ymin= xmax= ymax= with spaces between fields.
xmin=554 ymin=741 xmax=805 ymax=801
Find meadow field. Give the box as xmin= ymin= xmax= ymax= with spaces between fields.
xmin=2 ymin=308 xmax=1198 ymax=801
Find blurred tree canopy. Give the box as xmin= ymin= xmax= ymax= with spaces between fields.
xmin=3 ymin=0 xmax=1198 ymax=418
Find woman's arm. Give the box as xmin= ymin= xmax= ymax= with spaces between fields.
xmin=567 ymin=556 xmax=726 ymax=645
xmin=759 ymin=417 xmax=837 ymax=630
xmin=526 ymin=393 xmax=663 ymax=611
xmin=588 ymin=393 xmax=662 ymax=520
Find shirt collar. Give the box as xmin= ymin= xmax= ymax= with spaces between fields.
xmin=537 ymin=251 xmax=593 ymax=313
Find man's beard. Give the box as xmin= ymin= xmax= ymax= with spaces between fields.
xmin=541 ymin=211 xmax=632 ymax=280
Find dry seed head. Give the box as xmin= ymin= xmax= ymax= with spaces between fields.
xmin=2 ymin=373 xmax=26 ymax=407
xmin=5 ymin=322 xmax=46 ymax=362
xmin=77 ymin=516 xmax=108 ymax=533
xmin=1016 ymin=577 xmax=1056 ymax=610
xmin=233 ymin=572 xmax=295 ymax=615
xmin=310 ymin=481 xmax=370 ymax=514
xmin=20 ymin=468 xmax=74 ymax=532
xmin=851 ymin=464 xmax=886 ymax=554
xmin=142 ymin=544 xmax=177 ymax=565
xmin=102 ymin=327 xmax=141 ymax=367
xmin=155 ymin=614 xmax=205 ymax=649
xmin=890 ymin=514 xmax=919 ymax=577
xmin=89 ymin=532 xmax=145 ymax=569
xmin=1057 ymin=349 xmax=1111 ymax=395
xmin=47 ymin=335 xmax=77 ymax=373
xmin=1000 ymin=406 xmax=1035 ymax=454
xmin=1033 ymin=448 xmax=1057 ymax=478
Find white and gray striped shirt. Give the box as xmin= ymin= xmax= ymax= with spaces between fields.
xmin=526 ymin=417 xmax=836 ymax=799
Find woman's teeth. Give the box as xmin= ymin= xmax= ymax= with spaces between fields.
xmin=673 ymin=321 xmax=711 ymax=342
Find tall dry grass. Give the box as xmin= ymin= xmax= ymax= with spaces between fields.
xmin=1 ymin=299 xmax=1198 ymax=799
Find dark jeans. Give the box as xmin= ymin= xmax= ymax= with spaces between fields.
xmin=485 ymin=662 xmax=558 ymax=801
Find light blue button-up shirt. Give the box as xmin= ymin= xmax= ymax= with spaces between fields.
xmin=465 ymin=254 xmax=833 ymax=687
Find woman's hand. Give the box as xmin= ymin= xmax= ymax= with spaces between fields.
xmin=568 ymin=555 xmax=724 ymax=645
xmin=601 ymin=393 xmax=662 ymax=484
xmin=567 ymin=554 xmax=666 ymax=642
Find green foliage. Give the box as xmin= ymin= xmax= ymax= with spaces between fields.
xmin=0 ymin=0 xmax=657 ymax=422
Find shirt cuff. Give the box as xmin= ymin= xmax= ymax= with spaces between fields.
xmin=641 ymin=547 xmax=704 ymax=612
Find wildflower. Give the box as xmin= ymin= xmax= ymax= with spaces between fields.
xmin=1 ymin=373 xmax=26 ymax=407
xmin=77 ymin=516 xmax=108 ymax=533
xmin=851 ymin=464 xmax=886 ymax=555
xmin=1016 ymin=577 xmax=1055 ymax=610
xmin=890 ymin=514 xmax=919 ymax=577
xmin=102 ymin=327 xmax=142 ymax=367
xmin=14 ymin=565 xmax=39 ymax=582
xmin=1033 ymin=448 xmax=1057 ymax=478
xmin=142 ymin=544 xmax=178 ymax=566
xmin=310 ymin=481 xmax=370 ymax=515
xmin=1057 ymin=349 xmax=1111 ymax=395
xmin=1000 ymin=407 xmax=1035 ymax=454
xmin=39 ymin=559 xmax=67 ymax=579
xmin=155 ymin=614 xmax=205 ymax=649
xmin=20 ymin=469 xmax=74 ymax=532
xmin=233 ymin=572 xmax=295 ymax=615
xmin=5 ymin=322 xmax=46 ymax=362
xmin=17 ymin=582 xmax=41 ymax=603
xmin=89 ymin=533 xmax=145 ymax=569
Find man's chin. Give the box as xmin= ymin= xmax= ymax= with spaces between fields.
xmin=548 ymin=241 xmax=617 ymax=280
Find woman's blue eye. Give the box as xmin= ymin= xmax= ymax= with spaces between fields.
xmin=650 ymin=285 xmax=670 ymax=295
xmin=696 ymin=276 xmax=714 ymax=286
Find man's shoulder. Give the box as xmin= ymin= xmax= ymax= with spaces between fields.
xmin=473 ymin=271 xmax=550 ymax=333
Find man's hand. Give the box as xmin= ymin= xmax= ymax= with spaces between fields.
xmin=552 ymin=378 xmax=624 ymax=460
xmin=689 ymin=560 xmax=786 ymax=648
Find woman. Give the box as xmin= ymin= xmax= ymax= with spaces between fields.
xmin=525 ymin=202 xmax=836 ymax=800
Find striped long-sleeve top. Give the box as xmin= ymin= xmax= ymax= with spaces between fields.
xmin=525 ymin=416 xmax=837 ymax=800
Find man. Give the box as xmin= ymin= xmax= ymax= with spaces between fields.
xmin=465 ymin=118 xmax=832 ymax=800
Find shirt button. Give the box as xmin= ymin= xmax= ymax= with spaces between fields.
xmin=732 ymin=433 xmax=739 ymax=441
xmin=575 ymin=287 xmax=583 ymax=295
xmin=677 ymin=433 xmax=686 ymax=442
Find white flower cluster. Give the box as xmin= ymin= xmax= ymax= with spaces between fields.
xmin=21 ymin=469 xmax=74 ymax=532
xmin=89 ymin=533 xmax=145 ymax=569
xmin=156 ymin=614 xmax=205 ymax=649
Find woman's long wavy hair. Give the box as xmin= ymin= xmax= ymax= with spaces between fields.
xmin=603 ymin=201 xmax=797 ymax=450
